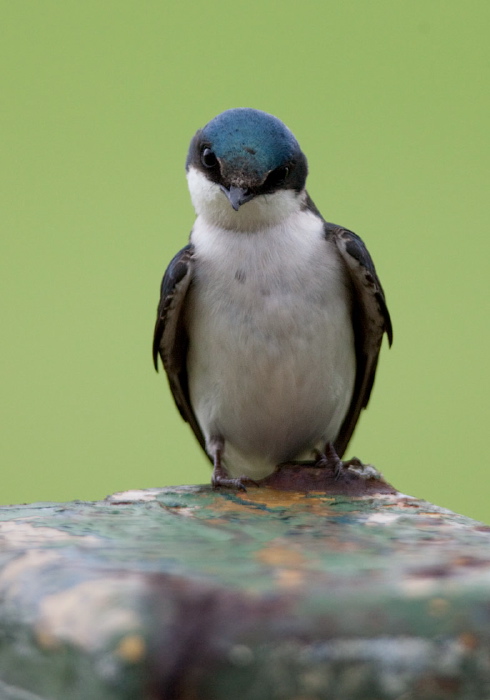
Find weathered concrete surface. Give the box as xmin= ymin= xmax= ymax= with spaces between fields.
xmin=1 ymin=466 xmax=490 ymax=699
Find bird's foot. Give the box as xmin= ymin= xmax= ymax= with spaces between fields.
xmin=211 ymin=463 xmax=258 ymax=492
xmin=314 ymin=450 xmax=382 ymax=482
xmin=209 ymin=436 xmax=258 ymax=491
xmin=314 ymin=442 xmax=344 ymax=480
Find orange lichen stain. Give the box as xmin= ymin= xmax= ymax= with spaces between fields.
xmin=256 ymin=544 xmax=306 ymax=568
xmin=210 ymin=488 xmax=335 ymax=515
xmin=275 ymin=568 xmax=305 ymax=589
xmin=428 ymin=597 xmax=450 ymax=617
xmin=243 ymin=488 xmax=316 ymax=507
xmin=459 ymin=632 xmax=478 ymax=650
xmin=245 ymin=488 xmax=337 ymax=512
xmin=255 ymin=541 xmax=307 ymax=589
xmin=36 ymin=628 xmax=62 ymax=651
xmin=210 ymin=498 xmax=263 ymax=515
xmin=116 ymin=634 xmax=146 ymax=663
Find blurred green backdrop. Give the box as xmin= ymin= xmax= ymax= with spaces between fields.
xmin=1 ymin=2 xmax=489 ymax=521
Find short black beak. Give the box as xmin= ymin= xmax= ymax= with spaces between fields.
xmin=220 ymin=185 xmax=254 ymax=211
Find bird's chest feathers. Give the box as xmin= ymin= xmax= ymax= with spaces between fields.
xmin=186 ymin=212 xmax=356 ymax=463
xmin=188 ymin=213 xmax=351 ymax=353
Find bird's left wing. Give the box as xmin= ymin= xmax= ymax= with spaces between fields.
xmin=326 ymin=223 xmax=393 ymax=458
xmin=153 ymin=243 xmax=207 ymax=454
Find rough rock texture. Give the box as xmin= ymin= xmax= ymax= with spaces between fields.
xmin=0 ymin=466 xmax=489 ymax=699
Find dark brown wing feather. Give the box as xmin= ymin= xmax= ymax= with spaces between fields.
xmin=324 ymin=222 xmax=393 ymax=457
xmin=153 ymin=244 xmax=207 ymax=455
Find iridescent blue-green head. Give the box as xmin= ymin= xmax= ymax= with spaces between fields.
xmin=186 ymin=108 xmax=308 ymax=216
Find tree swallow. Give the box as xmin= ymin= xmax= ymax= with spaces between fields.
xmin=153 ymin=108 xmax=392 ymax=489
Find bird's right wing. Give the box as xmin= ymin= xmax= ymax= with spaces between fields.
xmin=153 ymin=243 xmax=207 ymax=454
xmin=327 ymin=223 xmax=393 ymax=457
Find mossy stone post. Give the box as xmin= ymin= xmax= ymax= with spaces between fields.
xmin=0 ymin=465 xmax=489 ymax=699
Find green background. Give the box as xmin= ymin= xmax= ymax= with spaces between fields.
xmin=1 ymin=2 xmax=489 ymax=521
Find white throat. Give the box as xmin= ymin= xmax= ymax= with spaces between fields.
xmin=186 ymin=166 xmax=305 ymax=232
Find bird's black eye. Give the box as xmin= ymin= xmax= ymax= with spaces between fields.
xmin=201 ymin=147 xmax=218 ymax=169
xmin=263 ymin=165 xmax=290 ymax=190
xmin=276 ymin=165 xmax=289 ymax=182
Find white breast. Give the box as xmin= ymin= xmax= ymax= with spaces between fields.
xmin=186 ymin=201 xmax=356 ymax=480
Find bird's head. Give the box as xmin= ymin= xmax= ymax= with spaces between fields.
xmin=186 ymin=108 xmax=308 ymax=231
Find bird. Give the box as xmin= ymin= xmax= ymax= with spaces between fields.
xmin=153 ymin=108 xmax=392 ymax=489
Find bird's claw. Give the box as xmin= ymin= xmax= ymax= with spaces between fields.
xmin=314 ymin=442 xmax=344 ymax=480
xmin=211 ymin=475 xmax=259 ymax=492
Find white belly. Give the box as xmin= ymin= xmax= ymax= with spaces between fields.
xmin=186 ymin=211 xmax=356 ymax=480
